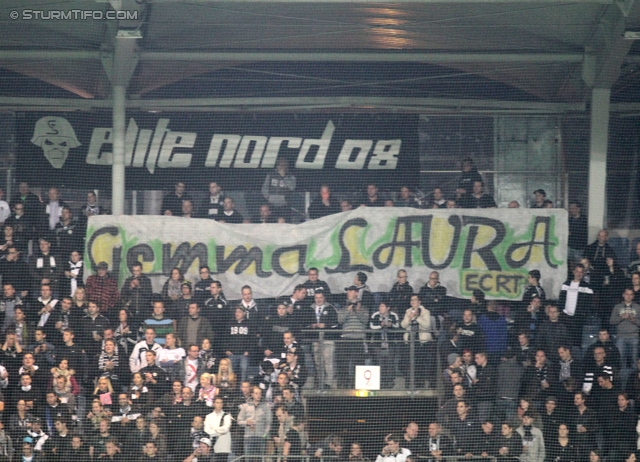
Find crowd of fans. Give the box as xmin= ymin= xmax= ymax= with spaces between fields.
xmin=0 ymin=159 xmax=635 ymax=462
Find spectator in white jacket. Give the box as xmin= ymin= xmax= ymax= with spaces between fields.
xmin=129 ymin=328 xmax=163 ymax=373
xmin=204 ymin=397 xmax=232 ymax=462
xmin=375 ymin=433 xmax=411 ymax=462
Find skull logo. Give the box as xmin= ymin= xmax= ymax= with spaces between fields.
xmin=31 ymin=117 xmax=81 ymax=169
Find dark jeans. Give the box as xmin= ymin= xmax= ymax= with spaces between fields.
xmin=336 ymin=340 xmax=367 ymax=388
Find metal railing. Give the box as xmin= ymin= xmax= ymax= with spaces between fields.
xmin=299 ymin=328 xmax=442 ymax=395
xmin=231 ymin=454 xmax=337 ymax=462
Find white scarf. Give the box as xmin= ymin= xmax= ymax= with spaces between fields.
xmin=68 ymin=260 xmax=83 ymax=296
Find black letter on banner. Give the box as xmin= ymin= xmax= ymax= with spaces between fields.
xmin=422 ymin=215 xmax=463 ymax=270
xmin=126 ymin=244 xmax=155 ymax=272
xmin=162 ymin=242 xmax=208 ymax=276
xmin=272 ymin=246 xmax=307 ymax=277
xmin=373 ymin=216 xmax=422 ymax=269
xmin=325 ymin=218 xmax=373 ymax=274
xmin=86 ymin=226 xmax=122 ymax=280
xmin=215 ymin=246 xmax=272 ymax=278
xmin=461 ymin=217 xmax=505 ymax=271
xmin=505 ymin=216 xmax=558 ymax=269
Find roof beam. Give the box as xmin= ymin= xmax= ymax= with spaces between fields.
xmin=147 ymin=0 xmax=612 ymax=3
xmin=0 ymin=50 xmax=585 ymax=64
xmin=0 ymin=96 xmax=585 ymax=113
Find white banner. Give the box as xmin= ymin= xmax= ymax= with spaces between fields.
xmin=85 ymin=208 xmax=567 ymax=300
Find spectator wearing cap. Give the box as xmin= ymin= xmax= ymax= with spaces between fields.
xmin=173 ymin=281 xmax=195 ymax=319
xmin=337 ymin=285 xmax=369 ymax=388
xmin=24 ymin=417 xmax=49 ymax=455
xmin=183 ymin=436 xmax=213 ymax=462
xmin=516 ymin=412 xmax=545 ymax=462
xmin=531 ymin=189 xmax=547 ymax=209
xmin=85 ymin=262 xmax=120 ymax=315
xmin=204 ymin=397 xmax=232 ymax=462
xmin=20 ymin=436 xmax=44 ymax=462
xmin=225 ymin=306 xmax=255 ymax=383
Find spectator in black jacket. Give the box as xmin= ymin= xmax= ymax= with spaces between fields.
xmin=425 ymin=422 xmax=453 ymax=460
xmin=388 ymin=270 xmax=413 ymax=313
xmin=419 ymin=272 xmax=447 ymax=317
xmin=450 ymin=400 xmax=482 ymax=457
xmin=476 ymin=420 xmax=500 ymax=458
xmin=583 ymin=229 xmax=617 ymax=294
xmin=302 ymin=268 xmax=331 ymax=305
xmin=558 ymin=264 xmax=594 ymax=348
xmin=522 ymin=270 xmax=546 ymax=307
xmin=536 ymin=303 xmax=567 ymax=361
xmin=308 ymin=185 xmax=340 ymax=220
xmin=457 ymin=309 xmax=484 ymax=354
xmin=226 ymin=307 xmax=254 ymax=383
xmin=567 ymin=201 xmax=587 ymax=266
xmin=520 ymin=349 xmax=558 ymax=409
xmin=120 ymin=262 xmax=153 ymax=323
xmin=496 ymin=421 xmax=522 ymax=461
xmin=471 ymin=352 xmax=496 ymax=422
xmin=604 ymin=393 xmax=637 ymax=461
xmin=78 ymin=301 xmax=110 ymax=358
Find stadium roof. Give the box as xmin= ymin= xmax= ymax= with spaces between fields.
xmin=0 ymin=0 xmax=639 ymax=113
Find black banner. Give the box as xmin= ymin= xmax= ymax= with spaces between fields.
xmin=16 ymin=112 xmax=419 ymax=192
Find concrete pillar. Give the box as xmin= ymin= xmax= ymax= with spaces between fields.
xmin=112 ymin=85 xmax=126 ymax=216
xmin=588 ymin=88 xmax=610 ymax=241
